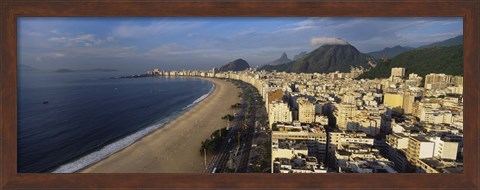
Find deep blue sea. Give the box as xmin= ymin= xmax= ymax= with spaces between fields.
xmin=17 ymin=70 xmax=214 ymax=173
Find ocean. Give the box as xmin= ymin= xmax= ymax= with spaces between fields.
xmin=17 ymin=70 xmax=214 ymax=173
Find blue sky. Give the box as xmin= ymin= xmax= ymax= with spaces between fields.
xmin=18 ymin=17 xmax=463 ymax=72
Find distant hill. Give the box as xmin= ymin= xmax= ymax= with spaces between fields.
xmin=54 ymin=68 xmax=118 ymax=73
xmin=259 ymin=44 xmax=374 ymax=73
xmin=418 ymin=35 xmax=463 ymax=49
xmin=368 ymin=45 xmax=415 ymax=59
xmin=218 ymin=59 xmax=250 ymax=72
xmin=357 ymin=45 xmax=463 ymax=79
xmin=268 ymin=52 xmax=292 ymax=65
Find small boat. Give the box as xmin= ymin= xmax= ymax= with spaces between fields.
xmin=43 ymin=101 xmax=49 ymax=104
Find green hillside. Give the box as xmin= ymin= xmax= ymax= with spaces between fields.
xmin=357 ymin=45 xmax=463 ymax=79
xmin=418 ymin=35 xmax=463 ymax=49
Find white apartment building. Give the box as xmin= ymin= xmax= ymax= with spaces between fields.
xmin=329 ymin=131 xmax=374 ymax=147
xmin=429 ymin=136 xmax=459 ymax=160
xmin=407 ymin=136 xmax=435 ymax=166
xmin=268 ymin=100 xmax=292 ymax=128
xmin=420 ymin=109 xmax=453 ymax=124
xmin=387 ymin=133 xmax=410 ymax=149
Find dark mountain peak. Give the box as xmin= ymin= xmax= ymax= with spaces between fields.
xmin=322 ymin=44 xmax=359 ymax=51
xmin=219 ymin=58 xmax=250 ymax=72
xmin=267 ymin=52 xmax=292 ymax=66
xmin=260 ymin=43 xmax=373 ymax=74
xmin=312 ymin=44 xmax=362 ymax=57
xmin=233 ymin=58 xmax=246 ymax=63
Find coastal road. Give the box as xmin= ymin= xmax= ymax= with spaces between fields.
xmin=235 ymin=83 xmax=259 ymax=172
xmin=204 ymin=80 xmax=263 ymax=173
xmin=204 ymin=80 xmax=247 ymax=173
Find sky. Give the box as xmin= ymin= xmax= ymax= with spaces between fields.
xmin=18 ymin=17 xmax=463 ymax=72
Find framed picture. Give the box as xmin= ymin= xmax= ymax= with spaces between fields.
xmin=1 ymin=0 xmax=478 ymax=189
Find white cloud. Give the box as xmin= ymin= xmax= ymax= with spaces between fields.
xmin=35 ymin=52 xmax=65 ymax=62
xmin=53 ymin=53 xmax=65 ymax=57
xmin=310 ymin=37 xmax=349 ymax=46
xmin=48 ymin=37 xmax=67 ymax=42
xmin=112 ymin=20 xmax=207 ymax=38
xmin=48 ymin=34 xmax=103 ymax=46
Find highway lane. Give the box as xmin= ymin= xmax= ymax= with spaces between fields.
xmin=205 ymin=80 xmax=247 ymax=173
xmin=204 ymin=80 xmax=265 ymax=173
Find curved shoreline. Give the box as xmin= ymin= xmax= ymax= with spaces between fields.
xmin=51 ymin=77 xmax=216 ymax=173
xmin=82 ymin=77 xmax=241 ymax=173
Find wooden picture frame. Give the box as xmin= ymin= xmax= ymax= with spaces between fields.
xmin=1 ymin=0 xmax=478 ymax=189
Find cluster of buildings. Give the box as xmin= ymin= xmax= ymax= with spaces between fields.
xmin=146 ymin=66 xmax=464 ymax=173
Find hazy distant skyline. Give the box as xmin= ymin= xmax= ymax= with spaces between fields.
xmin=19 ymin=17 xmax=462 ymax=72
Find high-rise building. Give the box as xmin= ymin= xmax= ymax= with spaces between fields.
xmin=391 ymin=67 xmax=406 ymax=78
xmin=268 ymin=100 xmax=292 ymax=128
xmin=297 ymin=98 xmax=315 ymax=123
xmin=266 ymin=89 xmax=284 ymax=113
xmin=334 ymin=103 xmax=357 ymax=130
xmin=451 ymin=76 xmax=463 ymax=86
xmin=384 ymin=93 xmax=404 ymax=113
xmin=407 ymin=136 xmax=435 ymax=165
xmin=402 ymin=93 xmax=415 ymax=114
xmin=424 ymin=73 xmax=452 ymax=89
xmin=406 ymin=73 xmax=423 ymax=87
xmin=420 ymin=109 xmax=453 ymax=124
xmin=429 ymin=137 xmax=459 ymax=160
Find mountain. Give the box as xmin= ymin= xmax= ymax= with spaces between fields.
xmin=368 ymin=45 xmax=415 ymax=59
xmin=293 ymin=51 xmax=307 ymax=60
xmin=259 ymin=44 xmax=374 ymax=73
xmin=268 ymin=52 xmax=292 ymax=65
xmin=218 ymin=59 xmax=250 ymax=72
xmin=418 ymin=35 xmax=463 ymax=49
xmin=357 ymin=45 xmax=463 ymax=80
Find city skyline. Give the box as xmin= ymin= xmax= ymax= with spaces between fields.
xmin=143 ymin=65 xmax=464 ymax=174
xmin=19 ymin=17 xmax=462 ymax=72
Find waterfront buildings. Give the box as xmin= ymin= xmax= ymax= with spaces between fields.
xmin=146 ymin=66 xmax=463 ymax=173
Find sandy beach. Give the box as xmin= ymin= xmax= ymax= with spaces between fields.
xmin=82 ymin=78 xmax=241 ymax=173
